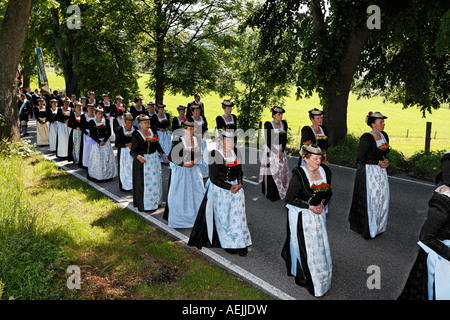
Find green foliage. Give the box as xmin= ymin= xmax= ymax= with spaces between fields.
xmin=0 ymin=233 xmax=66 ymax=300
xmin=0 ymin=138 xmax=36 ymax=158
xmin=435 ymin=9 xmax=450 ymax=56
xmin=25 ymin=0 xmax=140 ymax=102
xmin=125 ymin=0 xmax=243 ymax=101
xmin=408 ymin=149 xmax=445 ymax=173
xmin=327 ymin=134 xmax=360 ymax=168
xmin=386 ymin=148 xmax=407 ymax=172
xmin=354 ymin=1 xmax=450 ymax=115
xmin=0 ymin=153 xmax=65 ymax=300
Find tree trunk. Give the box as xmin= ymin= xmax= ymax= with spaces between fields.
xmin=51 ymin=6 xmax=79 ymax=97
xmin=0 ymin=0 xmax=33 ymax=140
xmin=154 ymin=41 xmax=165 ymax=104
xmin=22 ymin=59 xmax=31 ymax=90
xmin=154 ymin=0 xmax=166 ymax=105
xmin=323 ymin=26 xmax=369 ymax=147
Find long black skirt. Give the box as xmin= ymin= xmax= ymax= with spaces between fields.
xmin=188 ymin=192 xmax=223 ymax=249
xmin=397 ymin=248 xmax=429 ymax=300
xmin=261 ymin=175 xmax=281 ymax=202
xmin=348 ymin=164 xmax=371 ymax=239
xmin=187 ymin=192 xmax=248 ymax=256
xmin=281 ymin=209 xmax=316 ymax=296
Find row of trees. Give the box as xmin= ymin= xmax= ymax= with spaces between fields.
xmin=1 ymin=0 xmax=449 ymax=145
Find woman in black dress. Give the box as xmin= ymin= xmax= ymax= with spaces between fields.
xmin=188 ymin=130 xmax=252 ymax=257
xmin=80 ymin=104 xmax=96 ymax=169
xmin=298 ymin=108 xmax=329 ymax=166
xmin=398 ymin=152 xmax=450 ymax=300
xmin=131 ymin=114 xmax=168 ymax=212
xmin=259 ymin=106 xmax=290 ymax=201
xmin=55 ymin=97 xmax=72 ymax=159
xmin=115 ymin=113 xmax=137 ymax=192
xmin=34 ymin=98 xmax=49 ymax=146
xmin=101 ymin=94 xmax=117 ymax=143
xmin=172 ymin=105 xmax=186 ymax=134
xmin=87 ymin=107 xmax=117 ymax=182
xmin=164 ymin=119 xmax=204 ymax=228
xmin=215 ymin=100 xmax=237 ymax=132
xmin=67 ymin=102 xmax=83 ymax=165
xmin=281 ymin=142 xmax=333 ymax=297
xmin=188 ymin=104 xmax=209 ymax=178
xmin=151 ymin=104 xmax=172 ymax=162
xmin=348 ymin=111 xmax=390 ymax=239
xmin=46 ymin=98 xmax=59 ymax=152
xmin=130 ymin=96 xmax=147 ymax=128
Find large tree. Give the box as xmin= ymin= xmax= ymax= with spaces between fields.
xmin=247 ymin=0 xmax=450 ymax=146
xmin=25 ymin=0 xmax=140 ymax=103
xmin=0 ymin=0 xmax=33 ymax=140
xmin=125 ymin=0 xmax=242 ymax=104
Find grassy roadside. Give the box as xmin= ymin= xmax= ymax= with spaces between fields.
xmin=0 ymin=144 xmax=271 ymax=300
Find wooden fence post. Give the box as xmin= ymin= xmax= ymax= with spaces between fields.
xmin=425 ymin=122 xmax=432 ymax=153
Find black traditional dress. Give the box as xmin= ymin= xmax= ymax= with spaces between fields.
xmin=188 ymin=149 xmax=252 ymax=256
xmin=348 ymin=131 xmax=390 ymax=239
xmin=67 ymin=111 xmax=84 ymax=165
xmin=281 ymin=164 xmax=333 ymax=297
xmin=172 ymin=116 xmax=182 ymax=132
xmin=34 ymin=106 xmax=49 ymax=146
xmin=151 ymin=112 xmax=172 ymax=162
xmin=46 ymin=106 xmax=59 ymax=152
xmin=188 ymin=115 xmax=209 ymax=178
xmin=216 ymin=114 xmax=238 ymax=145
xmin=215 ymin=114 xmax=237 ymax=131
xmin=298 ymin=125 xmax=329 ymax=166
xmin=115 ymin=124 xmax=138 ymax=192
xmin=80 ymin=113 xmax=96 ymax=169
xmin=130 ymin=129 xmax=165 ymax=212
xmin=55 ymin=107 xmax=72 ymax=159
xmin=259 ymin=120 xmax=290 ymax=201
xmin=87 ymin=118 xmax=117 ymax=182
xmin=101 ymin=101 xmax=117 ymax=143
xmin=163 ymin=135 xmax=204 ymax=228
xmin=398 ymin=190 xmax=450 ymax=300
xmin=398 ymin=153 xmax=450 ymax=300
xmin=130 ymin=104 xmax=148 ymax=128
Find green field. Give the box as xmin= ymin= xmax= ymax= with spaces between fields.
xmin=31 ymin=72 xmax=450 ymax=156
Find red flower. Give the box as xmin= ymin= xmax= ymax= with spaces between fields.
xmin=225 ymin=158 xmax=239 ymax=167
xmin=305 ymin=141 xmax=311 ymax=146
xmin=183 ymin=117 xmax=188 ymax=122
xmin=311 ymin=183 xmax=330 ymax=192
xmin=368 ymin=111 xmax=373 ymax=115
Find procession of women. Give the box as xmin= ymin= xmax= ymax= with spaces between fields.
xmin=23 ymin=90 xmax=450 ymax=300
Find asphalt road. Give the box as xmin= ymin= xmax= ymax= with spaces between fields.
xmin=23 ymin=119 xmax=437 ymax=300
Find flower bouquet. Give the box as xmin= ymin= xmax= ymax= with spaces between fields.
xmin=378 ymin=143 xmax=390 ymax=151
xmin=146 ymin=136 xmax=159 ymax=143
xmin=224 ymin=158 xmax=239 ymax=167
xmin=309 ymin=182 xmax=332 ymax=206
